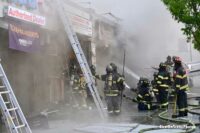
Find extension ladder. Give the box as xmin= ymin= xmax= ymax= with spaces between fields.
xmin=55 ymin=0 xmax=107 ymax=119
xmin=0 ymin=63 xmax=32 ymax=133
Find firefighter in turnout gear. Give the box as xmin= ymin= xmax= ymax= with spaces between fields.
xmin=96 ymin=65 xmax=124 ymax=114
xmin=157 ymin=62 xmax=171 ymax=109
xmin=72 ymin=69 xmax=88 ymax=109
xmin=136 ymin=78 xmax=157 ymax=111
xmin=151 ymin=72 xmax=159 ymax=102
xmin=174 ymin=57 xmax=189 ymax=117
xmin=110 ymin=63 xmax=125 ymax=112
xmin=110 ymin=63 xmax=125 ymax=91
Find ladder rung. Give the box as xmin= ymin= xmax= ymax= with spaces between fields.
xmin=5 ymin=101 xmax=11 ymax=104
xmin=15 ymin=124 xmax=25 ymax=129
xmin=0 ymin=90 xmax=10 ymax=94
xmin=11 ymin=116 xmax=16 ymax=120
xmin=8 ymin=107 xmax=18 ymax=112
xmin=0 ymin=86 xmax=6 ymax=89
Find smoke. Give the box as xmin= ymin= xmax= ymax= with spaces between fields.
xmin=90 ymin=0 xmax=200 ymax=85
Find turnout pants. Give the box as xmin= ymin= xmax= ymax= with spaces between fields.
xmin=105 ymin=95 xmax=121 ymax=113
xmin=138 ymin=102 xmax=157 ymax=111
xmin=158 ymin=87 xmax=168 ymax=109
xmin=153 ymin=88 xmax=160 ymax=102
xmin=177 ymin=90 xmax=188 ymax=116
xmin=72 ymin=90 xmax=88 ymax=108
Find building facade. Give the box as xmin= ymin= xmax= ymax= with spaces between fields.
xmin=0 ymin=0 xmax=120 ymax=117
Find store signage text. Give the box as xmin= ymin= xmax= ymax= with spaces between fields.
xmin=7 ymin=6 xmax=45 ymax=26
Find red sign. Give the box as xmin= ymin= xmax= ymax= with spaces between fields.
xmin=7 ymin=6 xmax=46 ymax=26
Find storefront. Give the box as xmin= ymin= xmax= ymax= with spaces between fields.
xmin=0 ymin=4 xmax=68 ymax=116
xmin=0 ymin=0 xmax=98 ymax=117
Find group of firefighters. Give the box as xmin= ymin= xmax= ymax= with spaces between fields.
xmin=69 ymin=55 xmax=189 ymax=118
xmin=68 ymin=62 xmax=124 ymax=114
xmin=135 ymin=55 xmax=189 ymax=117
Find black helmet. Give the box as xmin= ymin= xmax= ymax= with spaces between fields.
xmin=167 ymin=55 xmax=171 ymax=60
xmin=139 ymin=77 xmax=150 ymax=87
xmin=172 ymin=56 xmax=177 ymax=63
xmin=90 ymin=65 xmax=96 ymax=75
xmin=139 ymin=77 xmax=149 ymax=83
xmin=90 ymin=65 xmax=96 ymax=71
xmin=106 ymin=65 xmax=113 ymax=73
xmin=159 ymin=62 xmax=166 ymax=69
xmin=110 ymin=63 xmax=117 ymax=73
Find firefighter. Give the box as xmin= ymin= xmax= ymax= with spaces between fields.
xmin=157 ymin=62 xmax=171 ymax=109
xmin=110 ymin=63 xmax=125 ymax=111
xmin=174 ymin=57 xmax=189 ymax=117
xmin=72 ymin=69 xmax=88 ymax=109
xmin=151 ymin=72 xmax=159 ymax=102
xmin=96 ymin=65 xmax=124 ymax=114
xmin=110 ymin=63 xmax=125 ymax=91
xmin=136 ymin=78 xmax=157 ymax=111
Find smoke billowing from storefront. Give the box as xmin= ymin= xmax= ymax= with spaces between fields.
xmin=93 ymin=0 xmax=190 ymax=87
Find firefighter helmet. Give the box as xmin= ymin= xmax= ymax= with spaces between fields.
xmin=172 ymin=56 xmax=176 ymax=62
xmin=106 ymin=65 xmax=113 ymax=73
xmin=159 ymin=62 xmax=167 ymax=69
xmin=90 ymin=65 xmax=96 ymax=71
xmin=174 ymin=56 xmax=182 ymax=63
xmin=139 ymin=77 xmax=150 ymax=87
xmin=167 ymin=55 xmax=171 ymax=60
xmin=110 ymin=63 xmax=117 ymax=72
xmin=90 ymin=65 xmax=96 ymax=75
xmin=139 ymin=77 xmax=149 ymax=84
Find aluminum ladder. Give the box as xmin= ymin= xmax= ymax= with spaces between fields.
xmin=0 ymin=63 xmax=32 ymax=133
xmin=55 ymin=0 xmax=107 ymax=119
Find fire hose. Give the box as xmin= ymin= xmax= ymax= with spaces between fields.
xmin=123 ymin=95 xmax=200 ymax=133
xmin=138 ymin=97 xmax=200 ymax=133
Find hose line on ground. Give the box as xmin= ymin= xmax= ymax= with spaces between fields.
xmin=138 ymin=110 xmax=196 ymax=133
xmin=137 ymin=96 xmax=200 ymax=133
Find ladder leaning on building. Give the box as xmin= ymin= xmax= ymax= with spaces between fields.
xmin=0 ymin=63 xmax=32 ymax=133
xmin=55 ymin=0 xmax=107 ymax=119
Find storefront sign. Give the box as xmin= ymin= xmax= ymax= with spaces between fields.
xmin=9 ymin=22 xmax=41 ymax=53
xmin=64 ymin=4 xmax=92 ymax=37
xmin=7 ymin=6 xmax=45 ymax=26
xmin=68 ymin=13 xmax=92 ymax=37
